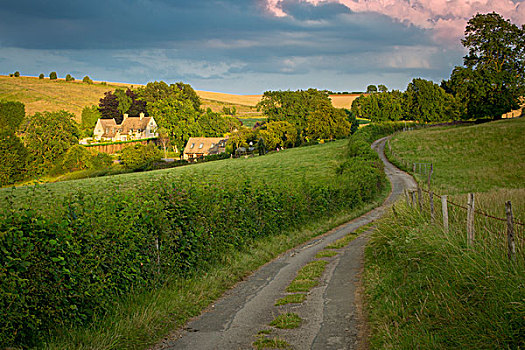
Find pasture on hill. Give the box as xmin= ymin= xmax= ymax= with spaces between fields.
xmin=388 ymin=117 xmax=525 ymax=220
xmin=366 ymin=117 xmax=525 ymax=349
xmin=0 ymin=75 xmax=260 ymax=121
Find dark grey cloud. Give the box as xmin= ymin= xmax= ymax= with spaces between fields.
xmin=0 ymin=0 xmax=464 ymax=93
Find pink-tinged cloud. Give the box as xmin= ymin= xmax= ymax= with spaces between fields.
xmin=266 ymin=0 xmax=525 ymax=43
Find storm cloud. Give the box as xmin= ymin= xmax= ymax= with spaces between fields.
xmin=0 ymin=0 xmax=507 ymax=94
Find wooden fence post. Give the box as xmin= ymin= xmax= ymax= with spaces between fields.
xmin=417 ymin=186 xmax=423 ymax=212
xmin=505 ymin=201 xmax=516 ymax=261
xmin=441 ymin=195 xmax=449 ymax=234
xmin=467 ymin=193 xmax=475 ymax=246
xmin=411 ymin=191 xmax=416 ymax=208
xmin=413 ymin=163 xmax=416 ymax=173
xmin=404 ymin=189 xmax=410 ymax=207
xmin=429 ymin=191 xmax=435 ymax=223
xmin=427 ymin=163 xmax=433 ymax=190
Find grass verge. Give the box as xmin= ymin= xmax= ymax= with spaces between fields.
xmin=253 ymin=335 xmax=291 ymax=349
xmin=42 ymin=188 xmax=389 ymax=350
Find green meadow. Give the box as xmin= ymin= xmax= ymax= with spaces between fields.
xmin=366 ymin=118 xmax=525 ymax=349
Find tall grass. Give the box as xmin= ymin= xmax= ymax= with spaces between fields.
xmin=366 ymin=118 xmax=525 ymax=349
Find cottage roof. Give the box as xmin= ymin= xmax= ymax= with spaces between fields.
xmin=120 ymin=116 xmax=154 ymax=135
xmin=184 ymin=137 xmax=228 ymax=155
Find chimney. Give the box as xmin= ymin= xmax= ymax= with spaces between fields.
xmin=140 ymin=112 xmax=145 ymax=120
xmin=123 ymin=113 xmax=128 ymax=122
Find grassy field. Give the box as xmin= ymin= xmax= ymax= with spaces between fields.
xmin=1 ymin=140 xmax=346 ymax=213
xmin=365 ymin=118 xmax=525 ymax=349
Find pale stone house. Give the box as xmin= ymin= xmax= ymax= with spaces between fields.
xmin=183 ymin=137 xmax=228 ymax=160
xmin=93 ymin=113 xmax=158 ymax=142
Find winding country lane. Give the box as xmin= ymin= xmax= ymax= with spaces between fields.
xmin=155 ymin=136 xmax=417 ymax=350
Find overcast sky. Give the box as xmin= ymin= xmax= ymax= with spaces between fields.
xmin=1 ymin=0 xmax=523 ymax=94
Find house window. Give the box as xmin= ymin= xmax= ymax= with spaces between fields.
xmin=199 ymin=143 xmax=204 ymax=149
xmin=190 ymin=143 xmax=195 ymax=149
xmin=138 ymin=129 xmax=142 ymax=132
xmin=211 ymin=143 xmax=215 ymax=147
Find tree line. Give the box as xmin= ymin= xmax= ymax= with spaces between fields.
xmin=353 ymin=12 xmax=524 ymax=123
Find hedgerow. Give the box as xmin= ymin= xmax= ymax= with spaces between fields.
xmin=0 ymin=130 xmax=386 ymax=347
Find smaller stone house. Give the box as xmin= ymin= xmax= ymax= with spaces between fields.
xmin=93 ymin=113 xmax=158 ymax=142
xmin=183 ymin=137 xmax=228 ymax=160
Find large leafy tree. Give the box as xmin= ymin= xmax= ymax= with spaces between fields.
xmin=147 ymin=94 xmax=201 ymax=151
xmin=406 ymin=78 xmax=461 ymax=122
xmin=257 ymin=89 xmax=338 ymax=142
xmin=445 ymin=12 xmax=525 ymax=119
xmin=306 ymin=102 xmax=350 ymax=141
xmin=259 ymin=121 xmax=298 ymax=150
xmin=24 ymin=111 xmax=80 ymax=174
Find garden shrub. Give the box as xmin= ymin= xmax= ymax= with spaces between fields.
xmin=120 ymin=143 xmax=162 ymax=170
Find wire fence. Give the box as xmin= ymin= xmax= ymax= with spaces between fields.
xmin=386 ymin=137 xmax=523 ymax=260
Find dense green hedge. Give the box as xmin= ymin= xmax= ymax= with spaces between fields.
xmin=0 ymin=131 xmax=386 ymax=347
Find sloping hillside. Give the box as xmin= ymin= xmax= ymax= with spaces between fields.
xmin=0 ymin=75 xmax=261 ymax=120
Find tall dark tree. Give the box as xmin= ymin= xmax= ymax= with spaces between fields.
xmin=98 ymin=91 xmax=121 ymax=122
xmin=125 ymin=88 xmax=147 ymax=116
xmin=446 ymin=12 xmax=525 ymax=119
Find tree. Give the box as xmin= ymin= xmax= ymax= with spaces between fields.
xmin=257 ymin=89 xmax=334 ymax=142
xmin=39 ymin=73 xmax=44 ymax=79
xmin=114 ymin=88 xmax=132 ymax=116
xmin=157 ymin=127 xmax=171 ymax=159
xmin=125 ymin=88 xmax=147 ymax=117
xmin=446 ymin=12 xmax=525 ymax=119
xmin=49 ymin=72 xmax=57 ymax=80
xmin=0 ymin=129 xmax=27 ymax=185
xmin=378 ymin=84 xmax=388 ymax=93
xmin=82 ymin=76 xmax=93 ymax=84
xmin=305 ymin=102 xmax=351 ymax=141
xmin=0 ymin=101 xmax=25 ymax=131
xmin=120 ymin=143 xmax=161 ymax=170
xmin=60 ymin=145 xmax=93 ymax=171
xmin=147 ymin=94 xmax=201 ymax=151
xmin=65 ymin=74 xmax=75 ymax=82
xmin=366 ymin=85 xmax=378 ymax=93
xmin=24 ymin=111 xmax=80 ymax=174
xmin=174 ymin=82 xmax=201 ymax=111
xmin=259 ymin=121 xmax=298 ymax=150
xmin=81 ymin=105 xmax=101 ymax=135
xmin=98 ymin=91 xmax=121 ymax=122
xmin=405 ymin=78 xmax=461 ymax=122
xmin=14 ymin=71 xmax=20 ymax=77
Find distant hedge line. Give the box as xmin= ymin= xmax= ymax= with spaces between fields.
xmin=0 ymin=124 xmax=390 ymax=347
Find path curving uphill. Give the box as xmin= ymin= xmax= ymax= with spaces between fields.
xmin=155 ymin=137 xmax=417 ymax=350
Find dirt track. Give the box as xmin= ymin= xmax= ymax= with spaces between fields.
xmin=155 ymin=137 xmax=416 ymax=349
